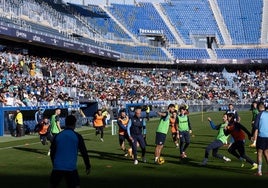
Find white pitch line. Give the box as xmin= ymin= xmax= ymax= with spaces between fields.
xmin=0 ymin=130 xmax=112 ymax=150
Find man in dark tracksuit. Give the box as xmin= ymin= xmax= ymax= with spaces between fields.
xmin=49 ymin=115 xmax=91 ymax=188
xmin=127 ymin=106 xmax=146 ymax=165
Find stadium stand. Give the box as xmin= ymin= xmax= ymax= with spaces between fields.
xmin=216 ymin=0 xmax=263 ymax=44
xmin=160 ymin=0 xmax=224 ymax=45
xmin=215 ymin=48 xmax=268 ymax=59
xmin=107 ymin=2 xmax=176 ymax=43
xmin=1 ymin=0 xmax=268 ymax=136
xmin=68 ymin=3 xmax=132 ymax=41
xmin=169 ymin=48 xmax=210 ymax=60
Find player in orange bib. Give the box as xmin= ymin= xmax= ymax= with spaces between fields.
xmin=93 ymin=109 xmax=105 ymax=142
xmin=170 ymin=110 xmax=179 ymax=147
xmin=38 ymin=117 xmax=52 ymax=145
xmin=117 ymin=109 xmax=132 ymax=157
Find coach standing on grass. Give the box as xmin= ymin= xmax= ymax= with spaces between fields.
xmin=15 ymin=108 xmax=23 ymax=137
xmin=49 ymin=115 xmax=91 ymax=188
xmin=127 ymin=106 xmax=147 ymax=165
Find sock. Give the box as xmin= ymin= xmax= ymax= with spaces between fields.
xmin=203 ymin=158 xmax=208 ymax=163
xmin=258 ymin=164 xmax=262 ymax=173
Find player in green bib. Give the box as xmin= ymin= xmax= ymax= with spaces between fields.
xmin=154 ymin=104 xmax=175 ymax=163
xmin=50 ymin=108 xmax=62 ymax=136
xmin=47 ymin=108 xmax=62 ymax=156
xmin=201 ymin=114 xmax=231 ymax=165
xmin=178 ymin=105 xmax=192 ymax=159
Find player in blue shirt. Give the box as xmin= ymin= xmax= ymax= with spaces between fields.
xmin=49 ymin=115 xmax=91 ymax=188
xmin=252 ymin=102 xmax=268 ymax=176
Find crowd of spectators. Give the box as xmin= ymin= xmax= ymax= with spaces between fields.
xmin=0 ymin=50 xmax=267 ymax=109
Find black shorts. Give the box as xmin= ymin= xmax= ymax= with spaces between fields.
xmin=119 ymin=134 xmax=131 ymax=146
xmin=49 ymin=170 xmax=80 ymax=188
xmin=256 ymin=136 xmax=268 ymax=150
xmin=155 ymin=132 xmax=167 ymax=145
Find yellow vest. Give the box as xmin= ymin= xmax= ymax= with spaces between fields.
xmin=15 ymin=112 xmax=23 ymax=125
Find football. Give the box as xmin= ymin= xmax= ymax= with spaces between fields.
xmin=157 ymin=157 xmax=165 ymax=165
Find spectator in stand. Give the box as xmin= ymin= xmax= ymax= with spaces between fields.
xmin=2 ymin=49 xmax=268 ymax=108
xmin=0 ymin=92 xmax=7 ymax=106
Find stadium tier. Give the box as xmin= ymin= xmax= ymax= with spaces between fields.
xmin=0 ymin=0 xmax=267 ymax=63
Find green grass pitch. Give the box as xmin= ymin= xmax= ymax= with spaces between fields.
xmin=0 ymin=110 xmax=267 ymax=187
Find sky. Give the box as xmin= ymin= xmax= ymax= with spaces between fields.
xmin=63 ymin=0 xmax=166 ymax=5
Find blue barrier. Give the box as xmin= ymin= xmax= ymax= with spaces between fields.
xmin=219 ymin=106 xmax=229 ymax=111
xmin=0 ymin=104 xmax=87 ymax=136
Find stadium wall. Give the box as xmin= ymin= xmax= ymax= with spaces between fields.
xmin=0 ymin=102 xmax=99 ymax=136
